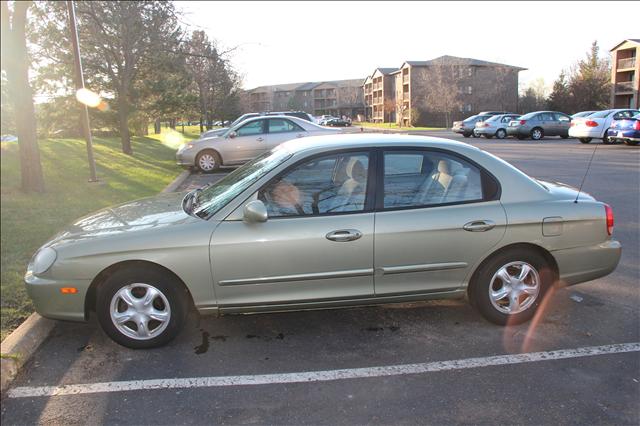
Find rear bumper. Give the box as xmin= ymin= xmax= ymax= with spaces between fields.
xmin=474 ymin=127 xmax=497 ymax=136
xmin=552 ymin=240 xmax=622 ymax=286
xmin=569 ymin=127 xmax=602 ymax=138
xmin=506 ymin=127 xmax=528 ymax=137
xmin=607 ymin=129 xmax=640 ymax=142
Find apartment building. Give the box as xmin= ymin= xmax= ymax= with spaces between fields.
xmin=610 ymin=39 xmax=639 ymax=109
xmin=364 ymin=55 xmax=525 ymax=126
xmin=246 ymin=79 xmax=364 ymax=118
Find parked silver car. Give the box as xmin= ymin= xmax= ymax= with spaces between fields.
xmin=25 ymin=134 xmax=621 ymax=348
xmin=199 ymin=112 xmax=316 ymax=140
xmin=507 ymin=111 xmax=572 ymax=140
xmin=452 ymin=114 xmax=492 ymax=138
xmin=176 ymin=115 xmax=339 ymax=171
xmin=474 ymin=114 xmax=521 ymax=139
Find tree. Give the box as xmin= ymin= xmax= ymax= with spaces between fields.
xmin=1 ymin=1 xmax=45 ymax=192
xmin=383 ymin=98 xmax=395 ymax=125
xmin=518 ymin=78 xmax=548 ymax=113
xmin=425 ymin=63 xmax=462 ymax=128
xmin=74 ymin=1 xmax=182 ymax=154
xmin=568 ymin=41 xmax=611 ymax=111
xmin=547 ymin=71 xmax=572 ymax=113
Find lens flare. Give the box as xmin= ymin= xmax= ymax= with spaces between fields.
xmin=75 ymin=88 xmax=101 ymax=108
xmin=162 ymin=130 xmax=185 ymax=149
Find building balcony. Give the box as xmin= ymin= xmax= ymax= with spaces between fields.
xmin=615 ymin=81 xmax=636 ymax=93
xmin=617 ymin=57 xmax=636 ymax=70
xmin=402 ymin=75 xmax=409 ymax=83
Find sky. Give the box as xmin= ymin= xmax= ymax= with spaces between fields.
xmin=177 ymin=1 xmax=637 ymax=92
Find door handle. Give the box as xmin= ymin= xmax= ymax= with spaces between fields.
xmin=326 ymin=229 xmax=362 ymax=242
xmin=256 ymin=137 xmax=264 ymax=142
xmin=463 ymin=220 xmax=496 ymax=232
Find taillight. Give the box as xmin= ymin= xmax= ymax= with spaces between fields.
xmin=634 ymin=120 xmax=640 ymax=130
xmin=585 ymin=120 xmax=599 ymax=127
xmin=570 ymin=121 xmax=575 ymax=127
xmin=519 ymin=120 xmax=526 ymax=125
xmin=605 ymin=204 xmax=614 ymax=236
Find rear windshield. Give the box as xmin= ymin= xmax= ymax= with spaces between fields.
xmin=590 ymin=110 xmax=613 ymax=118
xmin=462 ymin=115 xmax=478 ymax=122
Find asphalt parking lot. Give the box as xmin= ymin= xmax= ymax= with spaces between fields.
xmin=2 ymin=133 xmax=639 ymax=425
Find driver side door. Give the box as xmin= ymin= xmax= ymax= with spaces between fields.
xmin=226 ymin=119 xmax=269 ymax=164
xmin=210 ymin=150 xmax=376 ymax=309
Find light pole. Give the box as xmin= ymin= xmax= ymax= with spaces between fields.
xmin=67 ymin=0 xmax=98 ymax=182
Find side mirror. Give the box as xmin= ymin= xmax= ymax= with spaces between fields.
xmin=228 ymin=131 xmax=237 ymax=139
xmin=243 ymin=200 xmax=268 ymax=223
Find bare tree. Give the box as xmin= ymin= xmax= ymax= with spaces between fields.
xmin=1 ymin=1 xmax=45 ymax=192
xmin=383 ymin=98 xmax=396 ymax=125
xmin=425 ymin=64 xmax=462 ymax=128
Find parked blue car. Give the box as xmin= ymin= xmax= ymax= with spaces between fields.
xmin=607 ymin=112 xmax=640 ymax=146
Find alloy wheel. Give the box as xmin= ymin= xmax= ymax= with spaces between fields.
xmin=109 ymin=283 xmax=171 ymax=340
xmin=488 ymin=261 xmax=540 ymax=315
xmin=198 ymin=153 xmax=216 ymax=171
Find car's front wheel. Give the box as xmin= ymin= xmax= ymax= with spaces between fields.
xmin=469 ymin=249 xmax=552 ymax=325
xmin=196 ymin=150 xmax=221 ymax=173
xmin=579 ymin=138 xmax=592 ymax=144
xmin=531 ymin=128 xmax=544 ymax=140
xmin=96 ymin=267 xmax=189 ymax=349
xmin=495 ymin=129 xmax=507 ymax=139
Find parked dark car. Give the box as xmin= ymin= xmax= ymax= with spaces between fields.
xmin=506 ymin=111 xmax=571 ymax=140
xmin=452 ymin=114 xmax=492 ymax=137
xmin=324 ymin=118 xmax=351 ymax=127
xmin=607 ymin=112 xmax=640 ymax=146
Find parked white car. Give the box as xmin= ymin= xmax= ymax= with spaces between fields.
xmin=569 ymin=109 xmax=639 ymax=144
xmin=176 ymin=115 xmax=340 ymax=172
xmin=474 ymin=114 xmax=521 ymax=139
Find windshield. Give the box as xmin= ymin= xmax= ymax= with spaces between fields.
xmin=463 ymin=115 xmax=479 ymax=122
xmin=485 ymin=115 xmax=501 ymax=122
xmin=192 ymin=148 xmax=292 ymax=219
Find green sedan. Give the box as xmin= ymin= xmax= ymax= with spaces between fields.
xmin=25 ymin=135 xmax=621 ymax=348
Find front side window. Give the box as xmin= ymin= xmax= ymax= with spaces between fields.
xmin=269 ymin=118 xmax=303 ymax=134
xmin=236 ymin=120 xmax=265 ymax=137
xmin=383 ymin=151 xmax=484 ymax=209
xmin=259 ymin=152 xmax=370 ymax=217
xmin=555 ymin=113 xmax=570 ymax=122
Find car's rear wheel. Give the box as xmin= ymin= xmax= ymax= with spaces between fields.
xmin=96 ymin=267 xmax=189 ymax=349
xmin=495 ymin=129 xmax=507 ymax=139
xmin=579 ymin=138 xmax=592 ymax=144
xmin=531 ymin=128 xmax=544 ymax=140
xmin=463 ymin=133 xmax=471 ymax=138
xmin=469 ymin=248 xmax=552 ymax=325
xmin=602 ymin=130 xmax=613 ymax=144
xmin=472 ymin=131 xmax=480 ymax=138
xmin=196 ymin=150 xmax=221 ymax=173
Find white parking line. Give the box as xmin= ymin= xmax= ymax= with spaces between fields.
xmin=8 ymin=342 xmax=639 ymax=398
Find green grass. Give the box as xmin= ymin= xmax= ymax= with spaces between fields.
xmin=353 ymin=122 xmax=445 ymax=131
xmin=0 ymin=130 xmax=192 ymax=341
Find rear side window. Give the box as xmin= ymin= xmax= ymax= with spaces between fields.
xmin=590 ymin=110 xmax=613 ymax=118
xmin=268 ymin=118 xmax=303 ymax=134
xmin=382 ymin=150 xmax=486 ymax=209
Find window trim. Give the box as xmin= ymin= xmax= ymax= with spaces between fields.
xmin=256 ymin=148 xmax=378 ymax=220
xmin=374 ymin=146 xmax=501 ymax=212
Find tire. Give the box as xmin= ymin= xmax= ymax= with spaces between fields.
xmin=472 ymin=131 xmax=480 ymax=138
xmin=196 ymin=150 xmax=221 ymax=173
xmin=469 ymin=248 xmax=553 ymax=326
xmin=624 ymin=140 xmax=638 ymax=146
xmin=561 ymin=133 xmax=569 ymax=139
xmin=579 ymin=138 xmax=592 ymax=144
xmin=96 ymin=267 xmax=189 ymax=349
xmin=495 ymin=129 xmax=507 ymax=139
xmin=602 ymin=130 xmax=613 ymax=144
xmin=530 ymin=127 xmax=544 ymax=140
xmin=463 ymin=133 xmax=471 ymax=138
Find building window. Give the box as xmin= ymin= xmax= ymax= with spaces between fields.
xmin=465 ymin=104 xmax=472 ymax=112
xmin=468 ymin=68 xmax=474 ymax=77
xmin=467 ymin=86 xmax=472 ymax=94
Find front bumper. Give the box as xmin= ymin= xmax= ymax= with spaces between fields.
xmin=553 ymin=239 xmax=622 ymax=286
xmin=25 ymin=272 xmax=91 ymax=321
xmin=176 ymin=148 xmax=197 ymax=167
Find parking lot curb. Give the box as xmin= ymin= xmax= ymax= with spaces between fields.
xmin=1 ymin=313 xmax=55 ymax=393
xmin=162 ymin=170 xmax=191 ymax=193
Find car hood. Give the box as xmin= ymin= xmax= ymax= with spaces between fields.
xmin=48 ymin=192 xmax=198 ymax=244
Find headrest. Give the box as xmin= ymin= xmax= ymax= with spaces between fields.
xmin=346 ymin=158 xmax=367 ymax=181
xmin=437 ymin=160 xmax=451 ymax=175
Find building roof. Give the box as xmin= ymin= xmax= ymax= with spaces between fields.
xmin=402 ymin=55 xmax=526 ymax=71
xmin=248 ymin=78 xmax=364 ymax=93
xmin=376 ymin=67 xmax=399 ymax=75
xmin=610 ymin=39 xmax=640 ymax=51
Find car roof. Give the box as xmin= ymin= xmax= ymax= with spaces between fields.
xmin=277 ymin=133 xmax=475 ymax=155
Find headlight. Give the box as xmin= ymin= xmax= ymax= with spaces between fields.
xmin=31 ymin=247 xmax=57 ymax=275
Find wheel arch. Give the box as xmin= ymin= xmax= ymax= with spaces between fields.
xmin=84 ymin=259 xmax=196 ymax=320
xmin=466 ymin=242 xmax=559 ymax=297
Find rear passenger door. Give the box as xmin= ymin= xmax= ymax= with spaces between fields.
xmin=554 ymin=113 xmax=571 ymax=136
xmin=373 ymin=149 xmax=507 ymax=295
xmin=267 ymin=118 xmax=306 ymax=148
